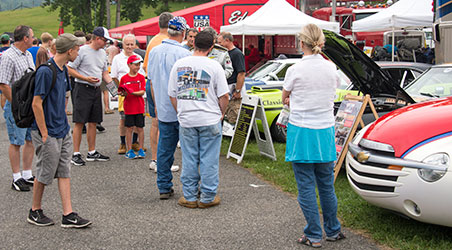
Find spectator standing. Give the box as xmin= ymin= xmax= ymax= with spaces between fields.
xmin=110 ymin=34 xmax=145 ymax=154
xmin=0 ymin=25 xmax=36 ymax=191
xmin=142 ymin=12 xmax=180 ymax=173
xmin=282 ymin=24 xmax=345 ymax=248
xmin=148 ymin=16 xmax=191 ymax=199
xmin=35 ymin=32 xmax=54 ymax=67
xmin=182 ymin=28 xmax=198 ymax=50
xmin=0 ymin=33 xmax=11 ymax=108
xmin=168 ymin=31 xmax=229 ymax=208
xmin=217 ymin=32 xmax=246 ymax=124
xmin=119 ymin=54 xmax=146 ymax=159
xmin=202 ymin=27 xmax=233 ymax=79
xmin=0 ymin=33 xmax=11 ymax=53
xmin=27 ymin=37 xmax=40 ymax=66
xmin=28 ymin=33 xmax=91 ymax=228
xmin=67 ymin=27 xmax=114 ymax=166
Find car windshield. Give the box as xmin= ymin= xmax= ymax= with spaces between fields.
xmin=247 ymin=61 xmax=282 ymax=80
xmin=405 ymin=67 xmax=452 ymax=98
xmin=337 ymin=69 xmax=351 ymax=90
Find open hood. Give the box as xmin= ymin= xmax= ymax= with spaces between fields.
xmin=322 ymin=30 xmax=415 ymax=104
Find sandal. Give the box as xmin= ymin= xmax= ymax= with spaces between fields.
xmin=297 ymin=235 xmax=322 ymax=248
xmin=326 ymin=232 xmax=346 ymax=242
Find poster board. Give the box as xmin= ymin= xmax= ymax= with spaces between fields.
xmin=227 ymin=95 xmax=276 ymax=164
xmin=333 ymin=94 xmax=379 ymax=181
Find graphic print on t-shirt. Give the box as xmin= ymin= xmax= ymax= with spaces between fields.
xmin=176 ymin=66 xmax=210 ymax=101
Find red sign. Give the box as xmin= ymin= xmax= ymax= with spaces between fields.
xmin=222 ymin=4 xmax=264 ymax=25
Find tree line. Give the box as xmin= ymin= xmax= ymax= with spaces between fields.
xmin=42 ymin=0 xmax=204 ymax=33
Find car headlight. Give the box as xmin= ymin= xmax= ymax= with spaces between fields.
xmin=418 ymin=153 xmax=449 ymax=182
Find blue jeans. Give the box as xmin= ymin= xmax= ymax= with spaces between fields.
xmin=292 ymin=162 xmax=341 ymax=243
xmin=145 ymin=79 xmax=156 ymax=118
xmin=179 ymin=122 xmax=222 ymax=203
xmin=156 ymin=121 xmax=179 ymax=193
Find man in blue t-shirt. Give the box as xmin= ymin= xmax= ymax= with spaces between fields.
xmin=28 ymin=33 xmax=91 ymax=228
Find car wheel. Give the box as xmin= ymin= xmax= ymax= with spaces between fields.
xmin=270 ymin=116 xmax=287 ymax=143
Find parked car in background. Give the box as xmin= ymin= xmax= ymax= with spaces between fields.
xmin=346 ymin=96 xmax=452 ymax=227
xmin=404 ymin=63 xmax=452 ymax=102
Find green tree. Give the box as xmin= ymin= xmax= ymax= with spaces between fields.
xmin=42 ymin=0 xmax=158 ymax=32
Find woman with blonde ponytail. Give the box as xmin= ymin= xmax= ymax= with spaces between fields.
xmin=282 ymin=24 xmax=345 ymax=248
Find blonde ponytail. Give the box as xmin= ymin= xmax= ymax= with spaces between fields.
xmin=298 ymin=24 xmax=325 ymax=54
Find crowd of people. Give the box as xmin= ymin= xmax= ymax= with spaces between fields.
xmin=0 ymin=15 xmax=345 ymax=247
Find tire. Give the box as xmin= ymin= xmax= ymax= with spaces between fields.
xmin=270 ymin=115 xmax=287 ymax=143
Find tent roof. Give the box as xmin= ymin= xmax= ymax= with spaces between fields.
xmin=352 ymin=0 xmax=433 ymax=32
xmin=220 ymin=0 xmax=339 ymax=35
xmin=110 ymin=0 xmax=256 ymax=38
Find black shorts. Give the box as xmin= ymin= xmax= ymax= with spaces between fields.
xmin=72 ymin=83 xmax=103 ymax=124
xmin=125 ymin=114 xmax=145 ymax=128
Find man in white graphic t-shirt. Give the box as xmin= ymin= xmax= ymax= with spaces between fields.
xmin=168 ymin=31 xmax=229 ymax=209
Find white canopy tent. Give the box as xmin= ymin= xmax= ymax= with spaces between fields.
xmin=352 ymin=0 xmax=433 ymax=32
xmin=220 ymin=0 xmax=339 ymax=36
xmin=352 ymin=0 xmax=433 ymax=61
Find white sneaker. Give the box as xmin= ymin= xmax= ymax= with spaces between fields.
xmin=149 ymin=160 xmax=180 ymax=173
xmin=149 ymin=160 xmax=157 ymax=171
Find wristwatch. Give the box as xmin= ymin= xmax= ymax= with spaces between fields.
xmin=235 ymin=88 xmax=241 ymax=93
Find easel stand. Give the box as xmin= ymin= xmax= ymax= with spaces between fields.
xmin=227 ymin=95 xmax=277 ymax=164
xmin=333 ymin=94 xmax=379 ymax=182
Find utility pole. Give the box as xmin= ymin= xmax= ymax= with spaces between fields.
xmin=331 ymin=0 xmax=336 ymax=22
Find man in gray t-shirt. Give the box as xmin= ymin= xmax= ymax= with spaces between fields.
xmin=67 ymin=27 xmax=115 ymax=166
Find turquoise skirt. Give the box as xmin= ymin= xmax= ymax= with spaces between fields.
xmin=285 ymin=123 xmax=336 ymax=163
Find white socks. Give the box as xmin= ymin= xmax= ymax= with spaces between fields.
xmin=13 ymin=172 xmax=22 ymax=182
xmin=22 ymin=170 xmax=33 ymax=180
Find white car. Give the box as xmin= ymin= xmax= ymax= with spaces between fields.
xmin=346 ymin=96 xmax=452 ymax=227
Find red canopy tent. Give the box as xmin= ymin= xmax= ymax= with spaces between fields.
xmin=109 ymin=0 xmax=297 ymax=39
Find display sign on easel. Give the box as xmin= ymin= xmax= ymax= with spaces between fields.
xmin=227 ymin=95 xmax=276 ymax=164
xmin=333 ymin=94 xmax=379 ymax=181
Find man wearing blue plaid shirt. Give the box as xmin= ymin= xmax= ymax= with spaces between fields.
xmin=0 ymin=25 xmax=36 ymax=192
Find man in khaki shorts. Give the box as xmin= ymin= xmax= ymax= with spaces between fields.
xmin=28 ymin=33 xmax=91 ymax=228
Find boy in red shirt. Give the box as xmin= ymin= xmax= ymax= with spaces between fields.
xmin=119 ymin=55 xmax=146 ymax=159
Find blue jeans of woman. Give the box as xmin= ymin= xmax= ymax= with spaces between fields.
xmin=292 ymin=162 xmax=341 ymax=242
xmin=179 ymin=122 xmax=222 ymax=203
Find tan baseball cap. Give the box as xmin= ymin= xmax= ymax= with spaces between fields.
xmin=56 ymin=33 xmax=85 ymax=53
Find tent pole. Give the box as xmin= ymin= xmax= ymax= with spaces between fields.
xmin=242 ymin=34 xmax=245 ymax=53
xmin=391 ymin=26 xmax=395 ymax=62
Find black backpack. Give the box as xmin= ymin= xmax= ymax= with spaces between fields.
xmin=11 ymin=62 xmax=57 ymax=128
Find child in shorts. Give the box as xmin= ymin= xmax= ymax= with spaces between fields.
xmin=119 ymin=55 xmax=146 ymax=159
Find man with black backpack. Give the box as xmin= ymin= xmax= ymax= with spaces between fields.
xmin=0 ymin=25 xmax=35 ymax=192
xmin=27 ymin=33 xmax=91 ymax=228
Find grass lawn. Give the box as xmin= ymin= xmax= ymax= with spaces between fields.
xmin=0 ymin=2 xmax=205 ymax=38
xmin=221 ymin=137 xmax=452 ymax=250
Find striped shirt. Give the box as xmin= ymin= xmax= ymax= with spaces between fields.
xmin=0 ymin=44 xmax=35 ymax=86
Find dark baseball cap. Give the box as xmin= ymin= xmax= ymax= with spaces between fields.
xmin=93 ymin=27 xmax=113 ymax=41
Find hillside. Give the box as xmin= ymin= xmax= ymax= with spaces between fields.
xmin=0 ymin=2 xmax=204 ymax=38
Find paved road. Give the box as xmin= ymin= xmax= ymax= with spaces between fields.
xmin=0 ymin=108 xmax=382 ymax=249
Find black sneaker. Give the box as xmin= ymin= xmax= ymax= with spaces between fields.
xmin=24 ymin=176 xmax=35 ymax=186
xmin=61 ymin=212 xmax=92 ymax=228
xmin=96 ymin=123 xmax=106 ymax=132
xmin=12 ymin=178 xmax=31 ymax=192
xmin=86 ymin=151 xmax=110 ymax=162
xmin=27 ymin=209 xmax=54 ymax=226
xmin=71 ymin=154 xmax=86 ymax=166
